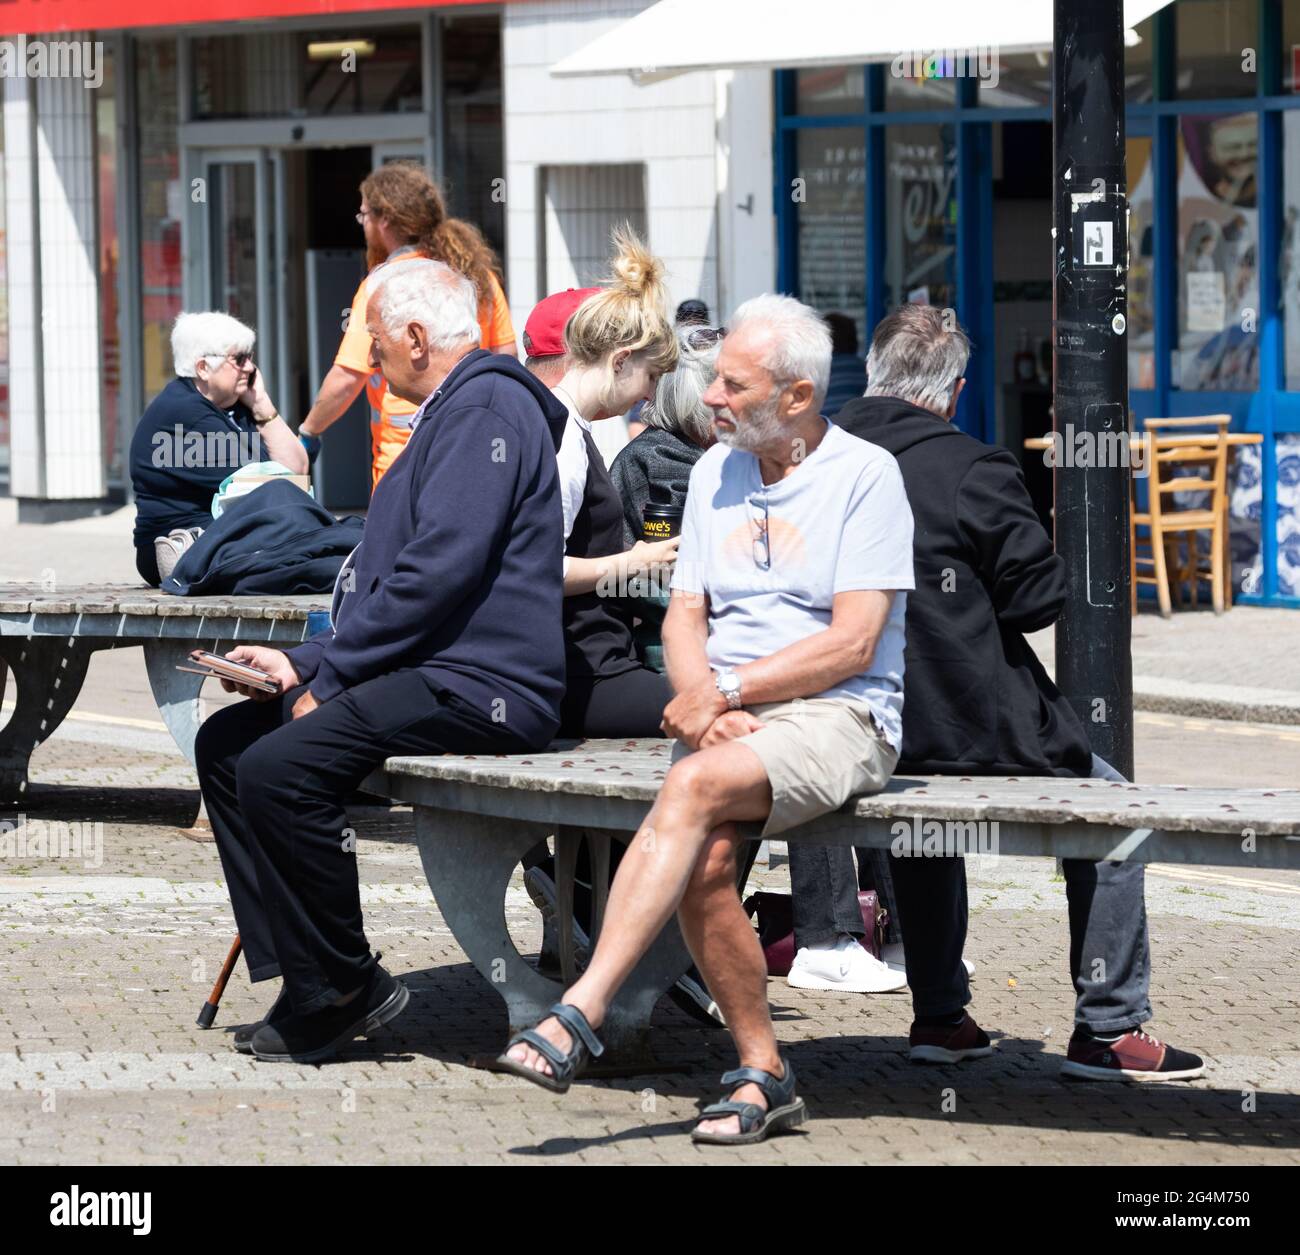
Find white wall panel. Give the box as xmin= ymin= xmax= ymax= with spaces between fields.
xmin=35 ymin=58 xmax=104 ymax=500
xmin=3 ymin=76 xmax=42 ymax=497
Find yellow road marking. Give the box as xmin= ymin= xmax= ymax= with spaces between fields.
xmin=0 ymin=703 xmax=168 ymax=733
xmin=1136 ymin=712 xmax=1300 ymax=742
xmin=1148 ymin=864 xmax=1300 ymax=896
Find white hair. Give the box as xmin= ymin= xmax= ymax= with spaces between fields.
xmin=865 ymin=304 xmax=971 ymax=414
xmin=727 ymin=294 xmax=832 ymax=409
xmin=171 ymin=311 xmax=256 ymax=378
xmin=641 ymin=331 xmax=721 ymax=446
xmin=366 ymin=258 xmax=481 ymax=350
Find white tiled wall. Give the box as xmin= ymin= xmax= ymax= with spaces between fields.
xmin=2 ymin=41 xmax=104 ymax=501
xmin=3 ymin=77 xmax=42 ymax=498
xmin=503 ymin=0 xmax=776 ymax=331
xmin=36 ymin=65 xmax=104 ymax=500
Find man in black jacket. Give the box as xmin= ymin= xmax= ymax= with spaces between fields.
xmin=193 ymin=259 xmax=568 ymax=1064
xmin=835 ymin=304 xmax=1203 ymax=1082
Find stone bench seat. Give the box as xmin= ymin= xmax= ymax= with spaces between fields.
xmin=367 ymin=739 xmax=1300 ymax=1061
xmin=0 ymin=582 xmax=327 ymax=800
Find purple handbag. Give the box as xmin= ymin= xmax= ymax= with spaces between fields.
xmin=743 ymin=889 xmax=888 ymax=979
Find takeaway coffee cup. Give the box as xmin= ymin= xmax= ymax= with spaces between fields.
xmin=642 ymin=502 xmax=684 ymax=541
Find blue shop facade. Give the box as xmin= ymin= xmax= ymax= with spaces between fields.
xmin=774 ymin=0 xmax=1300 ymax=607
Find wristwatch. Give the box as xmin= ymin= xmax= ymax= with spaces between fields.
xmin=714 ymin=667 xmax=743 ymax=711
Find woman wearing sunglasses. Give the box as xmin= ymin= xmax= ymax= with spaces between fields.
xmin=609 ymin=325 xmax=723 ymax=547
xmin=129 ymin=311 xmax=307 ymax=586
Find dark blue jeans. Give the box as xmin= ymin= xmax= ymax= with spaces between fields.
xmin=788 ymin=845 xmax=901 ymax=949
xmin=791 ymin=755 xmax=1152 ymax=1033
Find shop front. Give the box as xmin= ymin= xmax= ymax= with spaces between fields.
xmin=775 ymin=0 xmax=1300 ymax=606
xmin=0 ymin=2 xmax=506 ymax=512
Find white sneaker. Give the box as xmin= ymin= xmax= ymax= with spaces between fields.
xmin=154 ymin=526 xmax=204 ymax=580
xmin=787 ymin=936 xmax=908 ymax=993
xmin=881 ymin=942 xmax=976 ymax=978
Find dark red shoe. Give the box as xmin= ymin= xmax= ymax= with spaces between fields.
xmin=1061 ymin=1028 xmax=1205 ymax=1082
xmin=908 ymin=1013 xmax=995 ymax=1063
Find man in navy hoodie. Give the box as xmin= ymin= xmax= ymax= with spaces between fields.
xmin=194 ymin=259 xmax=568 ymax=1064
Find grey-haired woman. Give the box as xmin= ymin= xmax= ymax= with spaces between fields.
xmin=609 ymin=326 xmax=722 ymax=546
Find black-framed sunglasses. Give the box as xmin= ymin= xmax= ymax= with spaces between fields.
xmin=227 ymin=352 xmax=251 ymax=369
xmin=686 ymin=326 xmax=726 ymax=350
xmin=748 ymin=492 xmax=771 ymax=571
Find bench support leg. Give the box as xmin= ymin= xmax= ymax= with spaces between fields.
xmin=414 ymin=808 xmax=693 ymax=1069
xmin=0 ymin=636 xmax=94 ymax=801
xmin=143 ymin=638 xmax=223 ymax=768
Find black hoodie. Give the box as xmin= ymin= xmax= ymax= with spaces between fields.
xmin=284 ymin=350 xmax=569 ymax=749
xmin=836 ymin=394 xmax=1092 ymax=777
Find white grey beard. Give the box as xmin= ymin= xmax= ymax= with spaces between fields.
xmin=713 ymin=398 xmax=786 ymax=453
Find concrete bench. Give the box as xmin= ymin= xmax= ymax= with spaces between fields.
xmin=367 ymin=739 xmax=1300 ymax=1061
xmin=0 ymin=583 xmax=326 ymax=800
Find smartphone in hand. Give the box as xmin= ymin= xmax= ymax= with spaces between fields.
xmin=176 ymin=649 xmax=280 ymax=693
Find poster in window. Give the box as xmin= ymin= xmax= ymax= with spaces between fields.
xmin=1176 ymin=113 xmax=1258 ymax=391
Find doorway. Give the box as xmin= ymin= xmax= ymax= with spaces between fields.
xmin=991 ymin=120 xmax=1054 ymax=530
xmin=188 ymin=138 xmax=424 ymax=507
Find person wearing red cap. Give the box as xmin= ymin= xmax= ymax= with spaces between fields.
xmin=521 ymin=286 xmax=600 ymax=386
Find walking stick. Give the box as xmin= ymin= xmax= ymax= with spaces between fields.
xmin=196 ymin=934 xmax=242 ymax=1028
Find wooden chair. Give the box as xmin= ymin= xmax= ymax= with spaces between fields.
xmin=1145 ymin=416 xmax=1233 ymax=609
xmin=1130 ymin=422 xmax=1230 ymax=617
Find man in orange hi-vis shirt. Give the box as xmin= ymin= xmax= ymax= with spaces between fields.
xmin=300 ymin=162 xmax=515 ymax=490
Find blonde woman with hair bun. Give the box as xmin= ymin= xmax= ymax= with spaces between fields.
xmin=528 ymin=226 xmax=682 ymax=741
xmin=526 ymin=229 xmax=722 ymax=1024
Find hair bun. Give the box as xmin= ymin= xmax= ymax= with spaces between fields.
xmin=608 ymin=224 xmax=663 ymax=296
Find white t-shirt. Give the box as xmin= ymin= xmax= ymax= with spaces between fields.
xmin=670 ymin=420 xmax=915 ymax=748
xmin=555 ymin=399 xmax=592 ymax=546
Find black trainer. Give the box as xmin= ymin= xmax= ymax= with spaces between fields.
xmin=250 ymin=962 xmax=409 ymax=1063
xmin=232 ymin=987 xmax=291 ymax=1055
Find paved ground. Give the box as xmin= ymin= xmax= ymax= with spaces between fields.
xmin=1 ymin=693 xmax=1297 ymax=1165
xmin=1 ymin=505 xmax=1298 ymax=1164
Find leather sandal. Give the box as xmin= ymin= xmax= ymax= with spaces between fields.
xmin=691 ymin=1060 xmax=807 ymax=1145
xmin=495 ymin=1002 xmax=605 ymax=1094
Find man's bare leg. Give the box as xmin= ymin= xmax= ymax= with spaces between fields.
xmin=678 ymin=822 xmax=782 ymax=1137
xmin=504 ymin=740 xmax=772 ymax=1075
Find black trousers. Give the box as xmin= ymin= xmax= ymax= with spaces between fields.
xmin=886 ymin=755 xmax=1150 ymax=1029
xmin=195 ymin=671 xmax=527 ymax=1015
xmin=559 ymin=665 xmax=670 ymax=738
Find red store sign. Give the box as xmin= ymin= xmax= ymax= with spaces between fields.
xmin=0 ymin=0 xmax=522 ymax=38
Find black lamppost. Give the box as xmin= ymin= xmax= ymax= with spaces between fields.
xmin=1052 ymin=0 xmax=1135 ymax=778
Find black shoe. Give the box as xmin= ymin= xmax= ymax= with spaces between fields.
xmin=668 ymin=966 xmax=726 ymax=1027
xmin=250 ymin=962 xmax=409 ymax=1063
xmin=231 ymin=987 xmax=292 ymax=1055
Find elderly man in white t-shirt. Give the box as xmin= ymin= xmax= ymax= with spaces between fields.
xmin=499 ymin=294 xmax=915 ymax=1145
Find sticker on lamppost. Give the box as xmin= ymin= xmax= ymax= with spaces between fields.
xmin=1081 ymin=220 xmax=1114 ymax=267
xmin=1069 ymin=182 xmax=1124 ymax=273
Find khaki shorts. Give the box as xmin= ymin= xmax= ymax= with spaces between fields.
xmin=671 ymin=697 xmax=899 ymax=838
